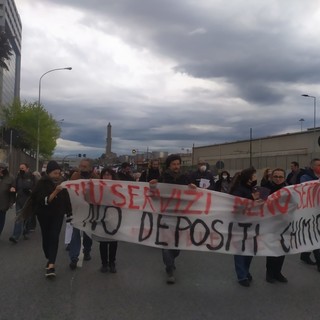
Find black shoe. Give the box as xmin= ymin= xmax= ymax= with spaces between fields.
xmin=247 ymin=273 xmax=253 ymax=282
xmin=69 ymin=260 xmax=78 ymax=270
xmin=274 ymin=274 xmax=288 ymax=283
xmin=301 ymin=257 xmax=317 ymax=265
xmin=109 ymin=262 xmax=117 ymax=273
xmin=167 ymin=274 xmax=175 ymax=284
xmin=266 ymin=273 xmax=275 ymax=283
xmin=83 ymin=253 xmax=91 ymax=261
xmin=166 ymin=267 xmax=175 ymax=284
xmin=9 ymin=237 xmax=18 ymax=244
xmin=100 ymin=265 xmax=108 ymax=273
xmin=238 ymin=279 xmax=250 ymax=287
xmin=46 ymin=268 xmax=56 ymax=278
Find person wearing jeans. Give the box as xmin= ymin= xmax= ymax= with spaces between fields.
xmin=68 ymin=158 xmax=98 ymax=270
xmin=229 ymin=167 xmax=260 ymax=287
xmin=162 ymin=249 xmax=180 ymax=278
xmin=10 ymin=163 xmax=35 ymax=243
xmin=0 ymin=163 xmax=16 ymax=236
xmin=264 ymin=168 xmax=288 ymax=284
xmin=149 ymin=154 xmax=196 ymax=284
xmin=69 ymin=228 xmax=93 ymax=266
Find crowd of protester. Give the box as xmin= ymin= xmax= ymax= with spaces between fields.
xmin=0 ymin=156 xmax=319 ymax=285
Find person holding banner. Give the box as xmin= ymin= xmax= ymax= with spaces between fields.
xmin=264 ymin=168 xmax=288 ymax=283
xmin=229 ymin=167 xmax=260 ymax=287
xmin=189 ymin=159 xmax=215 ymax=190
xmin=32 ymin=160 xmax=72 ymax=278
xmin=214 ymin=170 xmax=232 ymax=193
xmin=97 ymin=167 xmax=119 ymax=273
xmin=150 ymin=154 xmax=196 ymax=284
xmin=139 ymin=159 xmax=161 ymax=182
xmin=68 ymin=158 xmax=99 ymax=270
xmin=260 ymin=168 xmax=272 ymax=187
xmin=299 ymin=158 xmax=320 ymax=270
xmin=118 ymin=162 xmax=135 ymax=181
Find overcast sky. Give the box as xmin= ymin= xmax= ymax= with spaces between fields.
xmin=16 ymin=0 xmax=320 ymax=158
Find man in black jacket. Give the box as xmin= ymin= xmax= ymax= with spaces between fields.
xmin=286 ymin=161 xmax=304 ymax=185
xmin=9 ymin=163 xmax=36 ymax=243
xmin=139 ymin=159 xmax=161 ymax=182
xmin=189 ymin=159 xmax=215 ymax=190
xmin=150 ymin=154 xmax=196 ymax=284
xmin=117 ymin=162 xmax=135 ymax=181
xmin=299 ymin=158 xmax=320 ymax=269
xmin=68 ymin=158 xmax=99 ymax=269
xmin=264 ymin=168 xmax=288 ymax=284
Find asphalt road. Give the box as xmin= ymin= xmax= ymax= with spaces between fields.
xmin=1 ymin=208 xmax=320 ymax=320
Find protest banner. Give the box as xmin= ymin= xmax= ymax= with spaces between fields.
xmin=62 ymin=179 xmax=320 ymax=256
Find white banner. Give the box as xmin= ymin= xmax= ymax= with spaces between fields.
xmin=62 ymin=179 xmax=320 ymax=256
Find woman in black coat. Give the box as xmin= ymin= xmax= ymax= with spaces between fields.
xmin=214 ymin=170 xmax=232 ymax=193
xmin=32 ymin=161 xmax=72 ymax=278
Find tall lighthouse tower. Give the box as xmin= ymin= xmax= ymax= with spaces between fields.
xmin=106 ymin=122 xmax=112 ymax=156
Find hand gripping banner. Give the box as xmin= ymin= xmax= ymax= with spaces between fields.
xmin=62 ymin=179 xmax=320 ymax=257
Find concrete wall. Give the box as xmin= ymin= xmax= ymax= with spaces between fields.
xmin=193 ymin=129 xmax=320 ymax=177
xmin=0 ymin=145 xmax=37 ymax=175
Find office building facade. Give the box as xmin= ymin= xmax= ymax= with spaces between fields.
xmin=0 ymin=0 xmax=21 ymax=106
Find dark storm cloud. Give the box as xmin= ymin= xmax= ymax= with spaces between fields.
xmin=43 ymin=0 xmax=320 ymax=107
xmin=19 ymin=0 xmax=320 ymax=156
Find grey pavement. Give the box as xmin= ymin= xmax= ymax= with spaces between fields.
xmin=1 ymin=208 xmax=320 ymax=320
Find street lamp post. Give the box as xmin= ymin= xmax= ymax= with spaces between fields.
xmin=36 ymin=67 xmax=72 ymax=171
xmin=249 ymin=127 xmax=253 ymax=167
xmin=301 ymin=94 xmax=317 ymax=156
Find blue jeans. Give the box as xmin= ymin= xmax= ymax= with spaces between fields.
xmin=68 ymin=228 xmax=92 ymax=262
xmin=12 ymin=204 xmax=23 ymax=240
xmin=234 ymin=255 xmax=253 ymax=281
xmin=162 ymin=249 xmax=180 ymax=271
xmin=0 ymin=210 xmax=7 ymax=234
